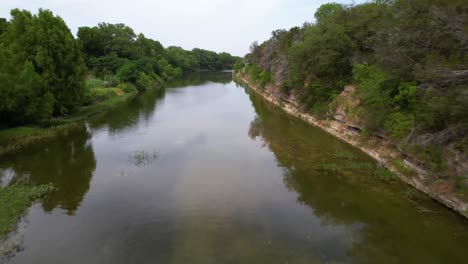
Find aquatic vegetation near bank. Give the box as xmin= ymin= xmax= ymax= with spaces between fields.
xmin=129 ymin=150 xmax=159 ymax=167
xmin=334 ymin=150 xmax=355 ymax=160
xmin=0 ymin=124 xmax=82 ymax=157
xmin=318 ymin=160 xmax=396 ymax=183
xmin=374 ymin=167 xmax=397 ymax=182
xmin=0 ymin=184 xmax=54 ymax=237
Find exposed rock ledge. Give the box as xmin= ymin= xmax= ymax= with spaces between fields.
xmin=235 ymin=73 xmax=468 ymax=219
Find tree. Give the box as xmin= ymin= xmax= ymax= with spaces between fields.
xmin=1 ymin=9 xmax=85 ymax=118
xmin=314 ymin=3 xmax=344 ymax=24
xmin=0 ymin=18 xmax=8 ymax=35
xmin=78 ymin=23 xmax=137 ymax=60
xmin=0 ymin=44 xmax=53 ymax=125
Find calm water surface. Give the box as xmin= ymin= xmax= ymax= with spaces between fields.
xmin=1 ymin=72 xmax=467 ymax=263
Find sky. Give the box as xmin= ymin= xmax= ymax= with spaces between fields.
xmin=0 ymin=0 xmax=363 ymax=56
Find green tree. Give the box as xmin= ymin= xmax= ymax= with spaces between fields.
xmin=78 ymin=23 xmax=137 ymax=60
xmin=1 ymin=9 xmax=85 ymax=117
xmin=0 ymin=45 xmax=53 ymax=125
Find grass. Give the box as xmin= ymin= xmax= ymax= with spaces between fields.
xmin=0 ymin=184 xmax=54 ymax=237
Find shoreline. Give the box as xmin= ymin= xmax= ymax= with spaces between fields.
xmin=235 ymin=73 xmax=468 ymax=219
xmin=0 ymin=90 xmax=138 ymax=157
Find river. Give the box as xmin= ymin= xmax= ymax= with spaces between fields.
xmin=1 ymin=72 xmax=467 ymax=263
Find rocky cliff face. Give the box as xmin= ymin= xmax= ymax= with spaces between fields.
xmin=236 ymin=72 xmax=468 ymax=219
xmin=332 ymin=85 xmax=362 ymax=130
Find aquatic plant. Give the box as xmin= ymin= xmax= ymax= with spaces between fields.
xmin=129 ymin=150 xmax=159 ymax=167
xmin=334 ymin=150 xmax=354 ymax=160
xmin=0 ymin=184 xmax=54 ymax=237
xmin=374 ymin=167 xmax=396 ymax=182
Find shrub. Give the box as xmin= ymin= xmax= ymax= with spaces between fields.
xmin=246 ymin=64 xmax=262 ymax=82
xmin=259 ymin=70 xmax=272 ymax=89
xmin=103 ymin=74 xmax=121 ymax=88
xmin=135 ymin=72 xmax=154 ymax=92
xmin=393 ymin=82 xmax=417 ymax=111
xmin=118 ymin=83 xmax=137 ymax=94
xmin=83 ymin=87 xmax=118 ymax=105
xmin=85 ymin=78 xmax=106 ymax=90
xmin=384 ymin=112 xmax=414 ymax=140
xmin=419 ymin=146 xmax=447 ymax=172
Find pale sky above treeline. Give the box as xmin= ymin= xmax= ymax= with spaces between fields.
xmin=1 ymin=0 xmax=365 ymax=56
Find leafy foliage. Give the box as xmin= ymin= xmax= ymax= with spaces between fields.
xmin=245 ymin=0 xmax=466 ymax=141
xmin=0 ymin=9 xmax=86 ymax=123
xmin=242 ymin=0 xmax=467 ymax=183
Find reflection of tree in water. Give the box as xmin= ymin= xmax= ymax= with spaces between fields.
xmin=88 ymin=71 xmax=233 ymax=133
xmin=246 ymin=89 xmax=468 ymax=263
xmin=165 ymin=71 xmax=232 ymax=88
xmin=2 ymin=124 xmax=96 ymax=215
xmin=88 ymin=87 xmax=166 ymax=133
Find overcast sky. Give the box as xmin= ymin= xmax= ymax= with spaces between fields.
xmin=1 ymin=0 xmax=363 ymax=56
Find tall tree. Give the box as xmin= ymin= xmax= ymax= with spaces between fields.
xmin=1 ymin=9 xmax=85 ymax=119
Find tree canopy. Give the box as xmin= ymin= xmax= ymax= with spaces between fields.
xmin=0 ymin=9 xmax=240 ymax=127
xmin=242 ymin=0 xmax=467 ymax=172
xmin=0 ymin=9 xmax=85 ymax=124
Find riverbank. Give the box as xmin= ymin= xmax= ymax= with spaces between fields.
xmin=0 ymin=85 xmax=137 ymax=241
xmin=235 ymin=72 xmax=468 ymax=219
xmin=0 ymin=88 xmax=137 ymax=157
xmin=0 ymin=184 xmax=54 ymax=238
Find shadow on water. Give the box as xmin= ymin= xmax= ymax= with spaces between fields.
xmin=243 ymin=84 xmax=468 ymax=263
xmin=0 ymin=124 xmax=96 ymax=215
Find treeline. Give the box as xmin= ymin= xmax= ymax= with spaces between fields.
xmin=0 ymin=9 xmax=240 ymax=127
xmin=240 ymin=0 xmax=467 ymax=173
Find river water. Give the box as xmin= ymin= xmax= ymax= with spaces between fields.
xmin=1 ymin=72 xmax=467 ymax=263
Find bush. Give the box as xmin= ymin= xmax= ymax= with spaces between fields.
xmin=353 ymin=64 xmax=393 ymax=132
xmin=259 ymin=70 xmax=272 ymax=88
xmin=85 ymin=78 xmax=106 ymax=90
xmin=246 ymin=64 xmax=262 ymax=82
xmin=418 ymin=146 xmax=447 ymax=172
xmin=87 ymin=54 xmax=129 ymax=77
xmin=118 ymin=83 xmax=137 ymax=94
xmin=103 ymin=74 xmax=121 ymax=87
xmin=233 ymin=61 xmax=245 ymax=72
xmin=384 ymin=112 xmax=414 ymax=140
xmin=135 ymin=72 xmax=154 ymax=91
xmin=393 ymin=82 xmax=417 ymax=111
xmin=83 ymin=87 xmax=118 ymax=105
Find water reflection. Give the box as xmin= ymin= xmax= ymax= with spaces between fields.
xmin=245 ymin=87 xmax=468 ymax=263
xmin=0 ymin=124 xmax=96 ymax=214
xmin=165 ymin=71 xmax=233 ymax=88
xmin=88 ymin=88 xmax=166 ymax=133
xmin=88 ymin=71 xmax=233 ymax=134
xmin=1 ymin=73 xmax=467 ymax=263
